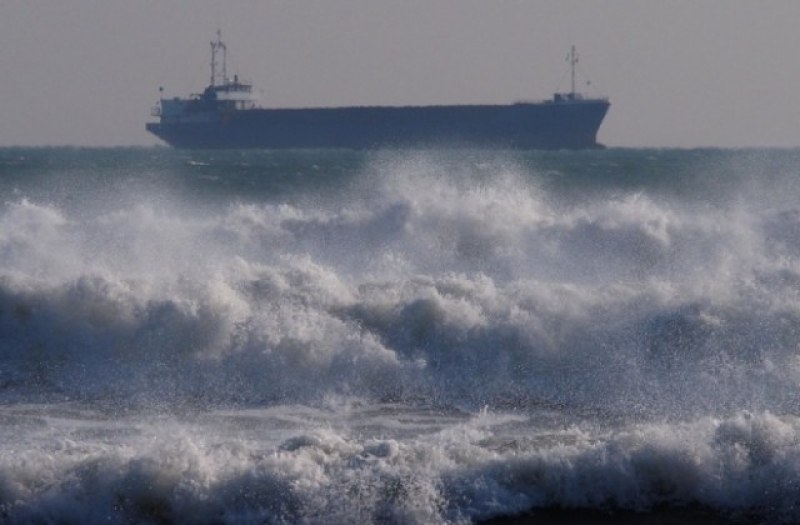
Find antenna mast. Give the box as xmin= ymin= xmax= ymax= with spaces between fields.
xmin=210 ymin=29 xmax=227 ymax=86
xmin=568 ymin=45 xmax=579 ymax=96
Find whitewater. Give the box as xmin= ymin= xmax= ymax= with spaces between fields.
xmin=1 ymin=147 xmax=800 ymax=523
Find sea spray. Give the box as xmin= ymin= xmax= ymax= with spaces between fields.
xmin=1 ymin=147 xmax=800 ymax=522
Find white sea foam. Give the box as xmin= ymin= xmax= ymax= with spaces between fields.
xmin=0 ymin=153 xmax=798 ymax=412
xmin=3 ymin=407 xmax=800 ymax=523
xmin=2 ymin=149 xmax=800 ymax=522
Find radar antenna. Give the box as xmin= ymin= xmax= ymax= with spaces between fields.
xmin=210 ymin=29 xmax=227 ymax=86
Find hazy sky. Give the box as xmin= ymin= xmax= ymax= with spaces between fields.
xmin=2 ymin=1 xmax=799 ymax=148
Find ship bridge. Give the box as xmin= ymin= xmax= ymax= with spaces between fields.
xmin=149 ymin=30 xmax=259 ymax=124
xmin=204 ymin=75 xmax=259 ymax=110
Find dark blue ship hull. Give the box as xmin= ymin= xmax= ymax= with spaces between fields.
xmin=146 ymin=100 xmax=610 ymax=150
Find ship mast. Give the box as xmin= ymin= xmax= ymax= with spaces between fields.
xmin=568 ymin=45 xmax=579 ymax=97
xmin=210 ymin=29 xmax=227 ymax=87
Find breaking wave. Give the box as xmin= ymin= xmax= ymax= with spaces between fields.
xmin=2 ymin=148 xmax=800 ymax=522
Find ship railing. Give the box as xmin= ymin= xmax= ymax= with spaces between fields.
xmin=151 ymin=106 xmax=162 ymax=117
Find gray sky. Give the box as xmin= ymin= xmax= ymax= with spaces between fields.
xmin=2 ymin=1 xmax=799 ymax=148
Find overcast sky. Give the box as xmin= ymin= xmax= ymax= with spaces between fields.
xmin=2 ymin=1 xmax=799 ymax=148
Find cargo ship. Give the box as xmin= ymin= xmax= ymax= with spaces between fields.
xmin=146 ymin=32 xmax=610 ymax=150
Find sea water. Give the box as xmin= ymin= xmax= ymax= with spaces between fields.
xmin=1 ymin=147 xmax=800 ymax=523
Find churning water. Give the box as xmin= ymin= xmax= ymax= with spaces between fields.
xmin=2 ymin=147 xmax=800 ymax=523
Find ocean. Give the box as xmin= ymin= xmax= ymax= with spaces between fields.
xmin=1 ymin=147 xmax=800 ymax=524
